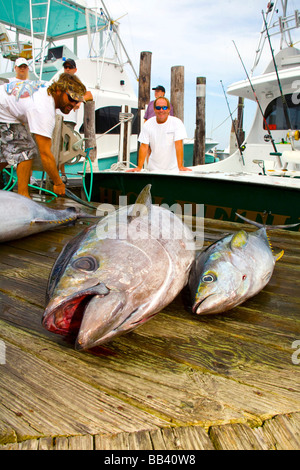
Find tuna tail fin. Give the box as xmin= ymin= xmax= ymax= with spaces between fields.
xmin=128 ymin=184 xmax=152 ymax=218
xmin=235 ymin=213 xmax=300 ymax=230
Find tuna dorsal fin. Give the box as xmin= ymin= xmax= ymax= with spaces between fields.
xmin=231 ymin=230 xmax=248 ymax=249
xmin=128 ymin=184 xmax=152 ymax=218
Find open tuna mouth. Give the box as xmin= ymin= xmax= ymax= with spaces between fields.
xmin=43 ymin=294 xmax=93 ymax=337
xmin=43 ymin=283 xmax=109 ymax=338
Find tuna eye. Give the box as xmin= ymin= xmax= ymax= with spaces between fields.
xmin=202 ymin=273 xmax=216 ymax=283
xmin=72 ymin=256 xmax=99 ymax=272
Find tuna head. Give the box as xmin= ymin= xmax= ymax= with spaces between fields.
xmin=188 ymin=229 xmax=276 ymax=315
xmin=42 ymin=223 xmax=158 ymax=349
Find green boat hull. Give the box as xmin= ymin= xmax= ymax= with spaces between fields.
xmin=84 ymin=172 xmax=300 ymax=230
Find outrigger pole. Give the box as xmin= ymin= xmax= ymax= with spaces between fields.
xmin=232 ymin=40 xmax=282 ymax=167
xmin=220 ymin=80 xmax=245 ymax=165
xmin=261 ymin=9 xmax=293 ymax=131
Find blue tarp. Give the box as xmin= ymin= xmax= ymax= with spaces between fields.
xmin=0 ymin=0 xmax=107 ymax=40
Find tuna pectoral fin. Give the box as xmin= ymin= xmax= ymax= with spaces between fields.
xmin=236 ymin=213 xmax=300 ymax=230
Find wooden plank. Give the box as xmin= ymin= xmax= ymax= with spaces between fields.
xmin=0 ymin=320 xmax=247 ymax=427
xmin=0 ymin=197 xmax=300 ymax=449
xmin=68 ymin=435 xmax=94 ymax=450
xmin=160 ymin=426 xmax=214 ymax=450
xmin=209 ymin=422 xmax=274 ymax=450
xmin=261 ymin=413 xmax=300 ymax=450
xmin=0 ymin=420 xmax=17 ymax=445
xmin=1 ymin=414 xmax=300 ymax=450
xmin=0 ymin=339 xmax=168 ymax=441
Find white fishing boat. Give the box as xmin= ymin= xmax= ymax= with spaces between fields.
xmin=0 ymin=0 xmax=140 ymax=170
xmin=88 ymin=0 xmax=300 ymax=229
xmin=0 ymin=0 xmax=220 ymax=177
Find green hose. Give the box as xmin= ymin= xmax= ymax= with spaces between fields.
xmin=2 ymin=146 xmax=94 ymax=202
xmin=3 ymin=168 xmax=17 ymax=191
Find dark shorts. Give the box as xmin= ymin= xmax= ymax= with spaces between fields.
xmin=0 ymin=123 xmax=37 ymax=167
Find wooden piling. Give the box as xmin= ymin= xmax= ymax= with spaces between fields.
xmin=170 ymin=66 xmax=184 ymax=121
xmin=83 ymin=100 xmax=96 ymax=162
xmin=193 ymin=76 xmax=206 ymax=166
xmin=137 ymin=51 xmax=152 ymax=136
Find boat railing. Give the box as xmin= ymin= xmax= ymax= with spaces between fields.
xmin=251 ymin=0 xmax=300 ymax=75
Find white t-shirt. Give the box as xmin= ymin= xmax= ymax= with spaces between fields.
xmin=0 ymin=84 xmax=30 ymax=124
xmin=138 ymin=116 xmax=187 ymax=171
xmin=27 ymin=87 xmax=56 ymax=138
xmin=56 ymin=107 xmax=78 ymax=124
xmin=0 ymin=83 xmax=56 ymax=138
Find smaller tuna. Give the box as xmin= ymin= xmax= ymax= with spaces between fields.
xmin=185 ymin=215 xmax=298 ymax=315
xmin=0 ymin=190 xmax=94 ymax=242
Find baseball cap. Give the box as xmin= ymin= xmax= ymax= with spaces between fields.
xmin=15 ymin=58 xmax=29 ymax=67
xmin=67 ymin=88 xmax=86 ymax=103
xmin=152 ymin=85 xmax=165 ymax=93
xmin=63 ymin=58 xmax=76 ymax=69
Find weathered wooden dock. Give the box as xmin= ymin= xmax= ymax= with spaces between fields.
xmin=0 ymin=194 xmax=300 ymax=450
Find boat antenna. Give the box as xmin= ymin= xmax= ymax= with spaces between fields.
xmin=232 ymin=40 xmax=281 ymax=164
xmin=220 ymin=80 xmax=245 ymax=165
xmin=261 ymin=9 xmax=293 ymax=130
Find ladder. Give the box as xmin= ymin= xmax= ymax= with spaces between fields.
xmin=29 ymin=0 xmax=51 ymax=79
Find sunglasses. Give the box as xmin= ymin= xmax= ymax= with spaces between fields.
xmin=155 ymin=106 xmax=168 ymax=110
xmin=66 ymin=92 xmax=80 ymax=104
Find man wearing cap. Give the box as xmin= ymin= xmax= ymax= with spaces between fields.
xmin=144 ymin=85 xmax=173 ymax=121
xmin=128 ymin=96 xmax=191 ymax=173
xmin=10 ymin=58 xmax=29 ymax=82
xmin=62 ymin=58 xmax=93 ymax=104
xmin=58 ymin=58 xmax=93 ymax=180
xmin=0 ymin=73 xmax=86 ymax=198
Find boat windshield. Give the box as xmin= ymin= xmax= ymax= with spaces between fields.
xmin=264 ymin=93 xmax=300 ymax=130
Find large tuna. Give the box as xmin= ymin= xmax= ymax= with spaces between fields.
xmin=0 ymin=190 xmax=95 ymax=242
xmin=42 ymin=185 xmax=195 ymax=349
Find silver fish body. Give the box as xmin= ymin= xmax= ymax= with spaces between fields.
xmin=187 ymin=227 xmax=283 ymax=315
xmin=0 ymin=190 xmax=92 ymax=242
xmin=43 ymin=185 xmax=195 ymax=349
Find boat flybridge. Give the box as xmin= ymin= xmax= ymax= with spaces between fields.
xmin=189 ymin=0 xmax=300 ymax=180
xmin=0 ymin=0 xmax=140 ymax=167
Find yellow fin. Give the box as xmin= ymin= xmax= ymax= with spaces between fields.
xmin=275 ymin=249 xmax=284 ymax=261
xmin=231 ymin=230 xmax=248 ymax=249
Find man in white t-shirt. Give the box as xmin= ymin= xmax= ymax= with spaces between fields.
xmin=57 ymin=58 xmax=93 ymax=181
xmin=0 ymin=73 xmax=86 ymax=198
xmin=128 ymin=97 xmax=191 ymax=172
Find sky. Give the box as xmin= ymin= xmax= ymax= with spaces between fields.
xmin=93 ymin=0 xmax=298 ymax=149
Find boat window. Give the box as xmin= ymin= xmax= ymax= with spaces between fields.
xmin=47 ymin=46 xmax=64 ymax=61
xmin=79 ymin=106 xmax=138 ymax=135
xmin=264 ymin=93 xmax=300 ymax=130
